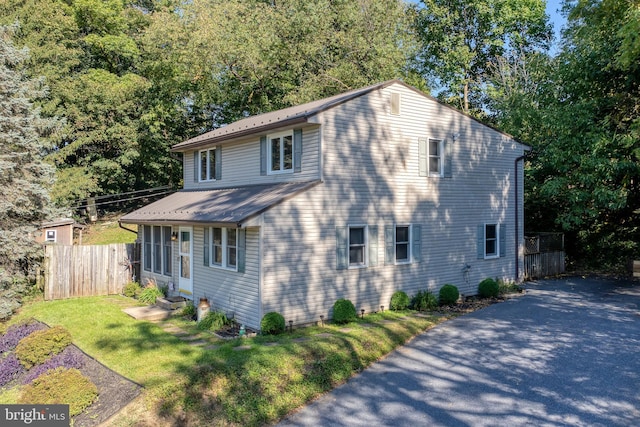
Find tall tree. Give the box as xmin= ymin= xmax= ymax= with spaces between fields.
xmin=414 ymin=0 xmax=551 ymax=114
xmin=0 ymin=25 xmax=60 ymax=319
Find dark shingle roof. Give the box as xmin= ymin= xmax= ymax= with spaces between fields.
xmin=119 ymin=181 xmax=320 ymax=227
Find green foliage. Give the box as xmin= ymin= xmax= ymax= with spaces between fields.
xmin=410 ymin=290 xmax=438 ymax=311
xmin=137 ymin=283 xmax=164 ymax=305
xmin=181 ymin=301 xmax=196 ymax=319
xmin=438 ymin=284 xmax=459 ymax=306
xmin=260 ymin=312 xmax=286 ymax=335
xmin=15 ymin=326 xmax=72 ymax=369
xmin=478 ymin=278 xmax=499 ymax=298
xmin=197 ymin=311 xmax=229 ymax=331
xmin=18 ymin=367 xmax=98 ymax=416
xmin=122 ymin=282 xmax=141 ymax=298
xmin=389 ymin=291 xmax=410 ymax=311
xmin=332 ymin=299 xmax=356 ymax=324
xmin=498 ymin=279 xmax=521 ymax=295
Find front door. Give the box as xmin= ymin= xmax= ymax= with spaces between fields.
xmin=178 ymin=227 xmax=193 ymax=295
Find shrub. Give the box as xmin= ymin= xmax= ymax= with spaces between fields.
xmin=181 ymin=301 xmax=196 ymax=319
xmin=23 ymin=346 xmax=85 ymax=385
xmin=0 ymin=354 xmax=24 ymax=387
xmin=478 ymin=278 xmax=500 ymax=298
xmin=197 ymin=311 xmax=229 ymax=331
xmin=0 ymin=320 xmax=47 ymax=355
xmin=410 ymin=290 xmax=438 ymax=311
xmin=137 ymin=284 xmax=164 ymax=304
xmin=439 ymin=284 xmax=460 ymax=306
xmin=498 ymin=279 xmax=521 ymax=295
xmin=122 ymin=282 xmax=141 ymax=298
xmin=15 ymin=326 xmax=72 ymax=369
xmin=390 ymin=291 xmax=410 ymax=311
xmin=19 ymin=367 xmax=98 ymax=416
xmin=332 ymin=299 xmax=356 ymax=324
xmin=260 ymin=312 xmax=286 ymax=335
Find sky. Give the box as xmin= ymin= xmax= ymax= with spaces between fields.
xmin=546 ymin=0 xmax=567 ymax=51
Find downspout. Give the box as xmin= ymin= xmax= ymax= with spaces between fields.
xmin=514 ymin=154 xmax=526 ymax=282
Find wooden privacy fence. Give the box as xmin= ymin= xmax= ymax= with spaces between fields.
xmin=44 ymin=243 xmax=138 ymax=300
xmin=524 ymin=233 xmax=565 ymax=279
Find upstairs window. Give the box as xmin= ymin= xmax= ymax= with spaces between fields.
xmin=419 ymin=138 xmax=452 ymax=178
xmin=428 ymin=138 xmax=443 ymax=176
xmin=269 ymin=131 xmax=293 ymax=173
xmin=195 ymin=146 xmax=221 ymax=182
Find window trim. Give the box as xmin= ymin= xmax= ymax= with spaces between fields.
xmin=484 ymin=223 xmax=500 ymax=259
xmin=394 ymin=224 xmax=412 ymax=264
xmin=267 ymin=130 xmax=294 ymax=175
xmin=428 ymin=138 xmax=444 ymax=177
xmin=143 ymin=225 xmax=173 ymax=276
xmin=199 ymin=148 xmax=217 ymax=182
xmin=206 ymin=226 xmax=238 ymax=271
xmin=348 ymin=225 xmax=368 ymax=268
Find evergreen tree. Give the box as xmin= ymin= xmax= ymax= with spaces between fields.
xmin=0 ymin=24 xmax=60 ymax=319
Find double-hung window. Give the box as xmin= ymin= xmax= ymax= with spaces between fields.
xmin=395 ymin=225 xmax=411 ymax=263
xmin=478 ymin=223 xmax=505 ymax=259
xmin=349 ymin=226 xmax=367 ymax=267
xmin=207 ymin=227 xmax=237 ymax=270
xmin=143 ymin=225 xmax=172 ymax=275
xmin=385 ymin=224 xmax=420 ymax=265
xmin=428 ymin=138 xmax=443 ymax=176
xmin=199 ymin=148 xmax=217 ymax=181
xmin=419 ymin=138 xmax=451 ymax=178
xmin=268 ymin=131 xmax=293 ymax=173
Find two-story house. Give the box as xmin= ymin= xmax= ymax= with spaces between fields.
xmin=120 ymin=79 xmax=529 ymax=330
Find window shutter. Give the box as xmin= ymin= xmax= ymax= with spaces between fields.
xmin=193 ymin=151 xmax=199 ymax=183
xmin=444 ymin=140 xmax=452 ymax=178
xmin=384 ymin=225 xmax=394 ymax=265
xmin=368 ymin=226 xmax=378 ymax=267
xmin=215 ymin=146 xmax=222 ymax=180
xmin=412 ymin=225 xmax=422 ymax=263
xmin=203 ymin=227 xmax=209 ymax=266
xmin=260 ymin=136 xmax=267 ymax=175
xmin=499 ymin=224 xmax=506 ymax=257
xmin=477 ymin=225 xmax=485 ymax=259
xmin=336 ymin=227 xmax=348 ymax=270
xmin=418 ymin=138 xmax=427 ymax=177
xmin=294 ymin=129 xmax=302 ymax=173
xmin=237 ymin=228 xmax=246 ymax=273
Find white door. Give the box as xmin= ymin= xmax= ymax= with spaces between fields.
xmin=178 ymin=227 xmax=193 ymax=295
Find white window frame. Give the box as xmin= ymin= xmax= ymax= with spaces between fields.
xmin=199 ymin=148 xmax=217 ymax=182
xmin=348 ymin=225 xmax=368 ymax=268
xmin=267 ymin=130 xmax=294 ymax=175
xmin=395 ymin=224 xmax=411 ymax=264
xmin=207 ymin=227 xmax=238 ymax=271
xmin=428 ymin=138 xmax=444 ymax=177
xmin=143 ymin=225 xmax=172 ymax=276
xmin=484 ymin=223 xmax=500 ymax=259
xmin=45 ymin=230 xmax=57 ymax=242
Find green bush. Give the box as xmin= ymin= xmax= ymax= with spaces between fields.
xmin=332 ymin=299 xmax=356 ymax=324
xmin=181 ymin=301 xmax=196 ymax=318
xmin=410 ymin=290 xmax=438 ymax=311
xmin=15 ymin=326 xmax=72 ymax=369
xmin=389 ymin=290 xmax=410 ymax=311
xmin=122 ymin=282 xmax=141 ymax=298
xmin=478 ymin=278 xmax=499 ymax=298
xmin=197 ymin=311 xmax=229 ymax=331
xmin=439 ymin=284 xmax=459 ymax=306
xmin=261 ymin=312 xmax=286 ymax=335
xmin=137 ymin=284 xmax=164 ymax=304
xmin=19 ymin=367 xmax=98 ymax=416
xmin=498 ymin=279 xmax=521 ymax=295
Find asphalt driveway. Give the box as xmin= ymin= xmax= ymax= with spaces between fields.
xmin=278 ymin=276 xmax=640 ymax=426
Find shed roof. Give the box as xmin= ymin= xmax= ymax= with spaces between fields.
xmin=119 ymin=181 xmax=320 ymax=227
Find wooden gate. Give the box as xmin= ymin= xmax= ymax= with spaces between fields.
xmin=43 ymin=243 xmax=138 ymax=300
xmin=524 ymin=233 xmax=565 ymax=279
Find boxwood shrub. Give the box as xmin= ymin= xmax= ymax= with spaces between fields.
xmin=439 ymin=284 xmax=460 ymax=306
xmin=15 ymin=325 xmax=72 ymax=369
xmin=478 ymin=278 xmax=499 ymax=298
xmin=390 ymin=291 xmax=410 ymax=311
xmin=332 ymin=299 xmax=356 ymax=324
xmin=261 ymin=312 xmax=286 ymax=335
xmin=19 ymin=367 xmax=98 ymax=416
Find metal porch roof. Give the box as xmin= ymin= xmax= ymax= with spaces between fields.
xmin=119 ymin=181 xmax=320 ymax=227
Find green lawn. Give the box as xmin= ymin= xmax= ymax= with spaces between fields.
xmin=5 ymin=296 xmax=448 ymax=426
xmin=81 ymin=220 xmax=137 ymax=245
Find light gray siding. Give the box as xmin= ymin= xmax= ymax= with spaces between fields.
xmin=259 ymin=83 xmax=527 ymax=325
xmin=183 ymin=126 xmax=321 ymax=190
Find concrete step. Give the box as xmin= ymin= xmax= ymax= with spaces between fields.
xmin=123 ymin=305 xmax=173 ymax=321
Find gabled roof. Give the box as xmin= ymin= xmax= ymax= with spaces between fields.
xmin=171 ymin=80 xmax=405 ymax=152
xmin=119 ymin=181 xmax=320 ymax=227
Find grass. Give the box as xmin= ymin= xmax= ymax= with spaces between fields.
xmin=81 ymin=219 xmax=136 ymax=245
xmin=4 ymin=296 xmax=451 ymax=426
